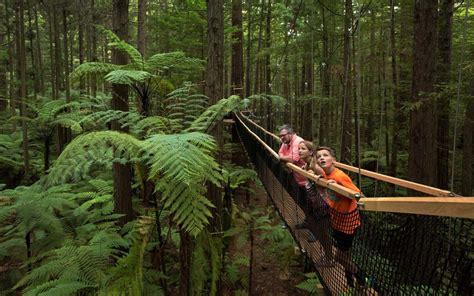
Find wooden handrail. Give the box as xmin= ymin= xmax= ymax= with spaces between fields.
xmin=239 ymin=112 xmax=457 ymax=197
xmin=359 ymin=197 xmax=474 ymax=219
xmin=335 ymin=162 xmax=455 ymax=197
xmin=287 ymin=163 xmax=359 ymax=200
xmin=240 ymin=112 xmax=280 ymax=141
xmin=235 ymin=113 xmax=279 ymax=159
xmin=236 ymin=112 xmax=360 ymax=199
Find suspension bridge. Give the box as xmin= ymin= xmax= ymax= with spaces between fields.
xmin=230 ymin=111 xmax=473 ymax=295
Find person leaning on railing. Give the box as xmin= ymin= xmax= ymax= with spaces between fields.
xmin=315 ymin=146 xmax=366 ymax=288
xmin=277 ymin=124 xmax=311 ymax=230
xmin=298 ymin=140 xmax=335 ymax=267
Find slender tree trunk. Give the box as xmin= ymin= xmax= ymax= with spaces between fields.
xmin=319 ymin=4 xmax=330 ymax=145
xmin=0 ymin=30 xmax=6 ymax=112
xmin=63 ymin=7 xmax=72 ymax=144
xmin=265 ymin=0 xmax=272 ymax=129
xmin=253 ymin=0 xmax=265 ymax=97
xmin=178 ymin=229 xmax=192 ymax=296
xmin=231 ymin=0 xmax=243 ymax=97
xmin=26 ymin=0 xmax=37 ymax=100
xmin=5 ymin=0 xmax=15 ymax=114
xmin=462 ymin=99 xmax=473 ymax=196
xmin=88 ymin=0 xmax=97 ymax=97
xmin=245 ymin=0 xmax=252 ymax=98
xmin=137 ymin=0 xmax=146 ymax=56
xmin=389 ymin=0 xmax=402 ymax=192
xmin=408 ymin=0 xmax=438 ymax=187
xmin=205 ymin=0 xmax=225 ymax=294
xmin=33 ymin=3 xmax=44 ymax=95
xmin=340 ymin=0 xmax=353 ymax=164
xmin=301 ymin=52 xmax=313 ymax=140
xmin=17 ymin=0 xmax=30 ymax=179
xmin=47 ymin=10 xmax=57 ymax=100
xmin=436 ymin=0 xmax=454 ymax=189
xmin=112 ymin=0 xmax=134 ymax=225
xmin=78 ymin=0 xmax=85 ymax=92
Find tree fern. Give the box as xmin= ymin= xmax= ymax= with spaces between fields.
xmin=165 ymin=83 xmax=208 ymax=129
xmin=45 ymin=131 xmax=142 ymax=186
xmin=100 ymin=216 xmax=155 ymax=296
xmin=105 ymin=69 xmax=155 ymax=85
xmin=185 ymin=95 xmax=243 ymax=133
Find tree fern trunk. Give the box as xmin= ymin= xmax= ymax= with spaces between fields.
xmin=178 ymin=229 xmax=192 ymax=296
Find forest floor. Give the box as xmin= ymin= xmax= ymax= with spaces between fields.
xmin=223 ymin=184 xmax=313 ymax=296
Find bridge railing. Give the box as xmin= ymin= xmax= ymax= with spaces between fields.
xmin=233 ymin=111 xmax=474 ymax=296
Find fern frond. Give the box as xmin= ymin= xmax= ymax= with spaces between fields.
xmin=144 ymin=132 xmax=221 ymax=185
xmin=102 ymin=216 xmax=154 ymax=295
xmin=134 ymin=115 xmax=183 ymax=136
xmin=45 ymin=131 xmax=142 ymax=186
xmin=246 ymin=94 xmax=287 ymax=109
xmin=185 ymin=95 xmax=242 ymax=133
xmin=71 ymin=62 xmax=120 ymax=81
xmin=146 ymin=51 xmax=204 ymax=74
xmin=295 ymin=272 xmax=320 ymax=294
xmin=105 ymin=69 xmax=154 ymax=85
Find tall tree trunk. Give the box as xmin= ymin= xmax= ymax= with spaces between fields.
xmin=0 ymin=28 xmax=6 ymax=112
xmin=5 ymin=0 xmax=15 ymax=113
xmin=17 ymin=0 xmax=30 ymax=179
xmin=178 ymin=229 xmax=192 ymax=296
xmin=63 ymin=7 xmax=72 ymax=143
xmin=231 ymin=0 xmax=243 ymax=97
xmin=340 ymin=0 xmax=353 ymax=164
xmin=112 ymin=0 xmax=134 ymax=225
xmin=137 ymin=0 xmax=146 ymax=56
xmin=78 ymin=0 xmax=85 ymax=92
xmin=253 ymin=0 xmax=265 ymax=96
xmin=26 ymin=0 xmax=37 ymax=100
xmin=205 ymin=0 xmax=224 ymax=294
xmin=366 ymin=7 xmax=376 ymax=145
xmin=301 ymin=51 xmax=313 ymax=140
xmin=265 ymin=0 xmax=272 ymax=129
xmin=408 ymin=0 xmax=438 ymax=187
xmin=389 ymin=0 xmax=402 ymax=193
xmin=244 ymin=0 xmax=252 ymax=98
xmin=88 ymin=0 xmax=97 ymax=96
xmin=47 ymin=9 xmax=57 ymax=100
xmin=33 ymin=3 xmax=44 ymax=95
xmin=462 ymin=99 xmax=473 ymax=196
xmin=319 ymin=3 xmax=330 ymax=145
xmin=436 ymin=0 xmax=454 ymax=189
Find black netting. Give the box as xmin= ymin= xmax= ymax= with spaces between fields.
xmin=234 ymin=112 xmax=474 ymax=296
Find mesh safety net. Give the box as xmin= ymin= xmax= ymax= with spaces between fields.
xmin=234 ymin=112 xmax=473 ymax=296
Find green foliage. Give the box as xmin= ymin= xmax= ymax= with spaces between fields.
xmin=105 ymin=70 xmax=155 ymax=85
xmin=101 ymin=216 xmax=155 ymax=296
xmin=0 ymin=133 xmax=24 ymax=172
xmin=222 ymin=164 xmax=258 ymax=190
xmin=295 ymin=272 xmax=320 ymax=295
xmin=185 ymin=95 xmax=243 ymax=133
xmin=245 ymin=94 xmax=287 ymax=109
xmin=165 ymin=82 xmax=208 ymax=129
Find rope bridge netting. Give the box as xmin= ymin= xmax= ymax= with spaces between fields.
xmin=232 ymin=112 xmax=473 ymax=296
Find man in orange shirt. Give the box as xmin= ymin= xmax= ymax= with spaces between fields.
xmin=316 ymin=146 xmax=364 ymax=288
